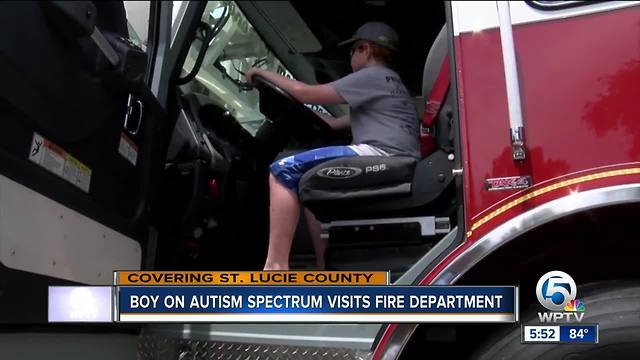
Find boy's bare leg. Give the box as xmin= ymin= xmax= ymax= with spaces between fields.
xmin=263 ymin=174 xmax=300 ymax=270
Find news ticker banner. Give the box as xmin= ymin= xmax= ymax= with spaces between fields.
xmin=522 ymin=324 xmax=599 ymax=344
xmin=48 ymin=271 xmax=518 ymax=323
xmin=116 ymin=285 xmax=517 ymax=323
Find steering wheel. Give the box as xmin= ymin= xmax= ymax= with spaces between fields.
xmin=252 ymin=75 xmax=333 ymax=134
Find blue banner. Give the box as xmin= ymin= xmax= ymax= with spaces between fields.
xmin=560 ymin=325 xmax=598 ymax=343
xmin=117 ymin=286 xmax=515 ymax=314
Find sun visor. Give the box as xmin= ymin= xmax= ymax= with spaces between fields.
xmin=250 ymin=2 xmax=322 ymax=53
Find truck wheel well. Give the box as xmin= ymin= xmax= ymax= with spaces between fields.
xmin=399 ymin=202 xmax=640 ymax=359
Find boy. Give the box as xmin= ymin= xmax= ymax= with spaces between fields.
xmin=245 ymin=22 xmax=419 ymax=270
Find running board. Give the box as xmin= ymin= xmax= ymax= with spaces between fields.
xmin=321 ymin=216 xmax=450 ymax=238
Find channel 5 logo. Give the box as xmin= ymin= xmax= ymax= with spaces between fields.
xmin=536 ymin=271 xmax=585 ymax=323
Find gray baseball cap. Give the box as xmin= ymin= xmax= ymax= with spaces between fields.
xmin=338 ymin=22 xmax=399 ymax=52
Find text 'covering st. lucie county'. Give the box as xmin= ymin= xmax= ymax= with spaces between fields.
xmin=116 ymin=271 xmax=388 ymax=285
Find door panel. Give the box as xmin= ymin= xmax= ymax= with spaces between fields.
xmin=0 ymin=1 xmax=168 ymax=242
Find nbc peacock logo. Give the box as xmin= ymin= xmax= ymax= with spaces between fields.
xmin=564 ymin=299 xmax=586 ymax=312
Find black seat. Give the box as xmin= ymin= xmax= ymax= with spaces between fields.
xmin=299 ymin=26 xmax=453 ymax=223
xmin=299 ymin=156 xmax=417 ymax=201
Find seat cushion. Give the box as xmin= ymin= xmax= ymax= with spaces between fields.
xmin=299 ymin=156 xmax=417 ymax=202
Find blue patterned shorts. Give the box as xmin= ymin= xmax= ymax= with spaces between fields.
xmin=270 ymin=146 xmax=358 ymax=191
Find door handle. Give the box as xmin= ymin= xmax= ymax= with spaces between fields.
xmin=124 ymin=94 xmax=144 ymax=135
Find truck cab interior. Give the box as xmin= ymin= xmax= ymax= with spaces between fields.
xmin=155 ymin=0 xmax=458 ymax=280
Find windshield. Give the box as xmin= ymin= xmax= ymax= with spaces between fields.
xmin=180 ymin=1 xmax=326 ymax=136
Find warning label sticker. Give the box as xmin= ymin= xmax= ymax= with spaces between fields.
xmin=29 ymin=133 xmax=92 ymax=193
xmin=118 ymin=133 xmax=138 ymax=166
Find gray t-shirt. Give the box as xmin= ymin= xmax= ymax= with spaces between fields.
xmin=330 ymin=65 xmax=420 ymax=159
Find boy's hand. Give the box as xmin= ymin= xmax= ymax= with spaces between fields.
xmin=245 ymin=68 xmax=263 ymax=86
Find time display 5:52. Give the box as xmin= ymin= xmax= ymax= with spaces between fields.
xmin=523 ymin=326 xmax=560 ymax=342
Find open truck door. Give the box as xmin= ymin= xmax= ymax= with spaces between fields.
xmin=0 ymin=1 xmax=172 ymax=322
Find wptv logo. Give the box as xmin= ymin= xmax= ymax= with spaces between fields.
xmin=536 ymin=271 xmax=585 ymax=323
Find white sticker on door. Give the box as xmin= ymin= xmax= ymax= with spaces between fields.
xmin=29 ymin=133 xmax=92 ymax=193
xmin=118 ymin=133 xmax=138 ymax=166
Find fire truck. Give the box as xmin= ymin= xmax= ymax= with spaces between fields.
xmin=1 ymin=1 xmax=639 ymax=359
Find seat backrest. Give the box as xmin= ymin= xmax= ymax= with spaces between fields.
xmin=422 ymin=26 xmax=448 ymax=100
xmin=420 ymin=25 xmax=454 ymax=155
